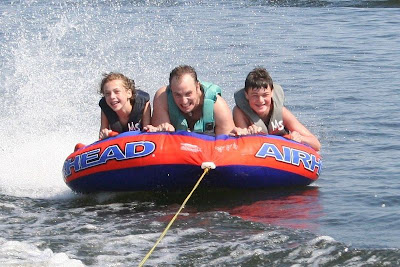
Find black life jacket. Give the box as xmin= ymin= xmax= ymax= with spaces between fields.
xmin=99 ymin=90 xmax=150 ymax=133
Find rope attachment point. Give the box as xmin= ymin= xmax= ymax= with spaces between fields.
xmin=201 ymin=162 xmax=216 ymax=169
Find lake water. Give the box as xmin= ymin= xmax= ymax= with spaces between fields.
xmin=1 ymin=0 xmax=399 ymax=266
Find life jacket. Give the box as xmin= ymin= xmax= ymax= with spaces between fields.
xmin=234 ymin=83 xmax=289 ymax=135
xmin=99 ymin=89 xmax=150 ymax=133
xmin=167 ymin=81 xmax=221 ymax=134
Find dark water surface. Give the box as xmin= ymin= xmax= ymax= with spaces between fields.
xmin=1 ymin=0 xmax=399 ymax=266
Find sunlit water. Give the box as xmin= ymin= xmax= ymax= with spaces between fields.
xmin=1 ymin=0 xmax=399 ymax=266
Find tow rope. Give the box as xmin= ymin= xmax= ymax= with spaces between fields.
xmin=139 ymin=162 xmax=216 ymax=266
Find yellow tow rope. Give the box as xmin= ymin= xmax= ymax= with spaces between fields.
xmin=138 ymin=167 xmax=211 ymax=267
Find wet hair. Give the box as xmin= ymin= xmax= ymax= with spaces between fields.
xmin=169 ymin=65 xmax=199 ymax=85
xmin=244 ymin=67 xmax=274 ymax=92
xmin=99 ymin=72 xmax=136 ymax=100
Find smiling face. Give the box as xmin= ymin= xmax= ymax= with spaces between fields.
xmin=103 ymin=79 xmax=133 ymax=113
xmin=170 ymin=73 xmax=202 ymax=114
xmin=245 ymin=86 xmax=274 ymax=119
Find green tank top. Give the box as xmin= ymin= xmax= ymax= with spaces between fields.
xmin=167 ymin=81 xmax=221 ymax=134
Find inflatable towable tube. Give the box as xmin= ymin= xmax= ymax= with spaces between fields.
xmin=62 ymin=131 xmax=322 ymax=193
